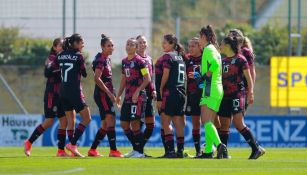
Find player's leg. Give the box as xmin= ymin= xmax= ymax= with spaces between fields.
xmin=233 ymin=112 xmax=265 ymax=159
xmin=157 ymin=101 xmax=167 ymax=156
xmin=161 ymin=113 xmax=175 ymax=158
xmin=106 ymin=114 xmax=123 ymax=157
xmin=56 ymin=115 xmax=68 ymax=157
xmin=191 ymin=115 xmax=201 ymax=156
xmin=143 ymin=98 xmax=155 ymax=147
xmin=172 ymin=115 xmax=185 ymax=158
xmin=88 ymin=118 xmax=107 ymax=157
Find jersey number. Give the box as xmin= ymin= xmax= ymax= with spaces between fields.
xmin=125 ymin=68 xmax=131 ymax=77
xmin=178 ymin=63 xmax=185 ymax=83
xmin=60 ymin=63 xmax=73 ymax=82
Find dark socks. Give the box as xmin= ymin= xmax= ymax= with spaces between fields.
xmin=219 ymin=130 xmax=230 ymax=146
xmin=164 ymin=134 xmax=175 ymax=153
xmin=240 ymin=127 xmax=259 ymax=151
xmin=192 ymin=129 xmax=201 ymax=154
xmin=124 ymin=129 xmax=136 ymax=150
xmin=67 ymin=130 xmax=74 ymax=143
xmin=28 ymin=124 xmax=45 ymax=143
xmin=57 ymin=129 xmax=66 ymax=150
xmin=71 ymin=123 xmax=86 ymax=145
xmin=176 ymin=137 xmax=184 ymax=153
xmin=133 ymin=130 xmax=145 ymax=153
xmin=91 ymin=128 xmax=107 ymax=149
xmin=143 ymin=123 xmax=155 ymax=146
xmin=161 ymin=129 xmax=167 ymax=153
xmin=107 ymin=127 xmax=117 ymax=151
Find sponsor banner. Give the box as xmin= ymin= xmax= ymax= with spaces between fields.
xmin=43 ymin=115 xmax=307 ymax=147
xmin=271 ymin=56 xmax=307 ymax=107
xmin=0 ymin=114 xmax=42 ymax=146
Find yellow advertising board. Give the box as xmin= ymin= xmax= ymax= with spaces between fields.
xmin=271 ymin=57 xmax=307 ymax=107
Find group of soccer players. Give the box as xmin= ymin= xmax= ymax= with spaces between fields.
xmin=24 ymin=25 xmax=265 ymax=159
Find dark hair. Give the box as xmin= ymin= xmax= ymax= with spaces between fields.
xmin=50 ymin=38 xmax=62 ymax=55
xmin=164 ymin=34 xmax=185 ymax=56
xmin=199 ymin=25 xmax=218 ymax=48
xmin=136 ymin=35 xmax=145 ymax=40
xmin=229 ymin=28 xmax=254 ymax=52
xmin=101 ymin=33 xmax=111 ymax=46
xmin=223 ymin=36 xmax=240 ymax=54
xmin=63 ymin=33 xmax=83 ymax=51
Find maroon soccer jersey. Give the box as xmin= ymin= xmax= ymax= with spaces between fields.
xmin=122 ymin=55 xmax=147 ymax=103
xmin=92 ymin=53 xmax=114 ymax=94
xmin=155 ymin=54 xmax=171 ymax=101
xmin=241 ymin=47 xmax=254 ymax=66
xmin=52 ymin=49 xmax=87 ymax=96
xmin=185 ymin=54 xmax=201 ymax=94
xmin=162 ymin=52 xmax=185 ymax=89
xmin=222 ymin=54 xmax=249 ymax=99
xmin=44 ymin=54 xmax=61 ymax=94
xmin=140 ymin=54 xmax=155 ymax=97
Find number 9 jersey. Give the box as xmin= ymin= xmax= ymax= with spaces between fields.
xmin=160 ymin=52 xmax=186 ymax=116
xmin=51 ymin=49 xmax=88 ymax=113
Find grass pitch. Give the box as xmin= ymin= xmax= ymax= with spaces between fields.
xmin=0 ymin=147 xmax=307 ymax=175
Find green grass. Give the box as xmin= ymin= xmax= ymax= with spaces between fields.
xmin=1 ymin=147 xmax=307 ymax=175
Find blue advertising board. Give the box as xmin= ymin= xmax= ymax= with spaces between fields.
xmin=42 ymin=115 xmax=307 ymax=147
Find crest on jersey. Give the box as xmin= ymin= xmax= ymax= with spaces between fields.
xmin=130 ymin=61 xmax=135 ymax=68
xmin=53 ymin=106 xmax=57 ymax=112
xmin=231 ymin=58 xmax=237 ymax=64
xmin=186 ymin=106 xmax=191 ymax=112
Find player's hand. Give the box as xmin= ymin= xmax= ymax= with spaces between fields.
xmin=156 ymin=101 xmax=162 ymax=111
xmin=188 ymin=72 xmax=195 ymax=79
xmin=152 ymin=91 xmax=157 ymax=100
xmin=116 ymin=96 xmax=121 ymax=109
xmin=247 ymin=92 xmax=254 ymax=105
xmin=108 ymin=92 xmax=116 ymax=103
xmin=132 ymin=90 xmax=140 ymax=103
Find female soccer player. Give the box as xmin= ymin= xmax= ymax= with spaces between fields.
xmin=116 ymin=38 xmax=150 ymax=158
xmin=216 ymin=29 xmax=256 ymax=151
xmin=24 ymin=38 xmax=68 ymax=157
xmin=190 ymin=25 xmax=227 ymax=159
xmin=218 ymin=36 xmax=265 ymax=159
xmin=185 ymin=37 xmax=202 ymax=157
xmin=88 ymin=34 xmax=123 ymax=157
xmin=136 ymin=35 xmax=156 ymax=149
xmin=52 ymin=33 xmax=91 ymax=157
xmin=159 ymin=34 xmax=186 ymax=158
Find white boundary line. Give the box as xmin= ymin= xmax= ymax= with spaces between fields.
xmin=0 ymin=167 xmax=85 ymax=175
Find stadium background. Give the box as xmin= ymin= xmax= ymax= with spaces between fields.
xmin=0 ymin=0 xmax=307 ymax=147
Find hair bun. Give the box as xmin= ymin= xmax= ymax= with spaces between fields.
xmin=101 ymin=33 xmax=107 ymax=39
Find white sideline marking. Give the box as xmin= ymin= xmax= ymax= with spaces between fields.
xmin=0 ymin=167 xmax=85 ymax=175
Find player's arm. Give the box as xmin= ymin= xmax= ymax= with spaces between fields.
xmin=243 ymin=68 xmax=254 ymax=105
xmin=160 ymin=68 xmax=170 ymax=98
xmin=116 ymin=74 xmax=126 ymax=108
xmin=132 ymin=67 xmax=151 ymax=103
xmin=94 ymin=68 xmax=115 ymax=102
xmin=44 ymin=57 xmax=59 ymax=78
xmin=80 ymin=55 xmax=87 ymax=78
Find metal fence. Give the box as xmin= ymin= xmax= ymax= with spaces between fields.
xmin=0 ymin=0 xmax=306 ymax=115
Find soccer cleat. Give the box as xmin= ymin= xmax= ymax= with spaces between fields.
xmin=109 ymin=150 xmax=124 ymax=158
xmin=24 ymin=140 xmax=32 ymax=157
xmin=124 ymin=150 xmax=138 ymax=158
xmin=164 ymin=152 xmax=177 ymax=158
xmin=56 ymin=149 xmax=70 ymax=157
xmin=65 ymin=143 xmax=85 ymax=158
xmin=130 ymin=151 xmax=145 ymax=158
xmin=249 ymin=146 xmax=266 ymax=160
xmin=176 ymin=151 xmax=184 ymax=158
xmin=143 ymin=153 xmax=153 ymax=158
xmin=88 ymin=149 xmax=101 ymax=157
xmin=216 ymin=143 xmax=228 ymax=159
xmin=195 ymin=152 xmax=214 ymax=159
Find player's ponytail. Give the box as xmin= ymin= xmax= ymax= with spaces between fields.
xmin=199 ymin=25 xmax=219 ymax=49
xmin=164 ymin=34 xmax=185 ymax=57
xmin=62 ymin=33 xmax=83 ymax=51
xmin=243 ymin=36 xmax=254 ymax=53
xmin=49 ymin=38 xmax=62 ymax=55
xmin=223 ymin=36 xmax=240 ymax=54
